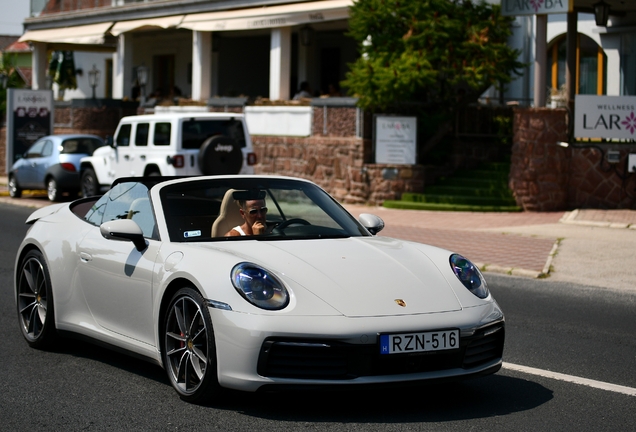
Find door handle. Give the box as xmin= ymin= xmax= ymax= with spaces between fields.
xmin=80 ymin=252 xmax=92 ymax=262
xmin=124 ymin=155 xmax=130 ymax=160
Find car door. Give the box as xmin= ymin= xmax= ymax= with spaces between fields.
xmin=14 ymin=140 xmax=46 ymax=188
xmin=34 ymin=139 xmax=54 ymax=186
xmin=113 ymin=123 xmax=136 ymax=178
xmin=115 ymin=122 xmax=151 ymax=178
xmin=76 ymin=181 xmax=158 ymax=346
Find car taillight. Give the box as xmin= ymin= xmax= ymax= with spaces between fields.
xmin=170 ymin=155 xmax=185 ymax=168
xmin=247 ymin=152 xmax=257 ymax=166
xmin=61 ymin=162 xmax=76 ymax=172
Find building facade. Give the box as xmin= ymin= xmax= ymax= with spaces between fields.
xmin=21 ymin=0 xmax=356 ymax=103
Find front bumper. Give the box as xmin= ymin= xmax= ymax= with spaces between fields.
xmin=209 ymin=302 xmax=504 ymax=392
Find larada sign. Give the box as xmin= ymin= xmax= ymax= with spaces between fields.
xmin=574 ymin=95 xmax=636 ymax=140
xmin=501 ymin=0 xmax=572 ymax=16
xmin=374 ymin=116 xmax=417 ymax=165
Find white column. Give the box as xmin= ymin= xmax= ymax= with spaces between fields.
xmin=31 ymin=42 xmax=48 ymax=90
xmin=192 ymin=30 xmax=212 ymax=101
xmin=534 ymin=15 xmax=547 ymax=108
xmin=270 ymin=27 xmax=292 ymax=100
xmin=603 ymin=35 xmax=621 ymax=96
xmin=113 ymin=33 xmax=133 ymax=99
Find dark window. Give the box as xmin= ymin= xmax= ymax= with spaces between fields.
xmin=135 ymin=123 xmax=150 ymax=147
xmin=154 ymin=123 xmax=171 ymax=146
xmin=117 ymin=124 xmax=132 ymax=147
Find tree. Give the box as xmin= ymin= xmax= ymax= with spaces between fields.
xmin=0 ymin=54 xmax=26 ymax=123
xmin=342 ymin=0 xmax=523 ymax=111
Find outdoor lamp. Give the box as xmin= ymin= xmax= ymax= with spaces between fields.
xmin=593 ymin=1 xmax=610 ymax=26
xmin=300 ymin=26 xmax=314 ymax=47
xmin=88 ymin=64 xmax=100 ymax=99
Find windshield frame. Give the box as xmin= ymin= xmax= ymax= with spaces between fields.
xmin=156 ymin=177 xmax=370 ymax=242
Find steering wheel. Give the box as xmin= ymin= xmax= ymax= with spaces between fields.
xmin=272 ymin=218 xmax=311 ymax=234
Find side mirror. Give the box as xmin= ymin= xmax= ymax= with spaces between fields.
xmin=100 ymin=219 xmax=147 ymax=251
xmin=106 ymin=135 xmax=114 ymax=147
xmin=358 ymin=213 xmax=385 ymax=235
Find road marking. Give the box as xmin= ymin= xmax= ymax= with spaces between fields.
xmin=503 ymin=362 xmax=636 ymax=397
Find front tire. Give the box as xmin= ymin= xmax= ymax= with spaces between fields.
xmin=81 ymin=168 xmax=99 ymax=197
xmin=17 ymin=250 xmax=57 ymax=349
xmin=163 ymin=287 xmax=220 ymax=403
xmin=8 ymin=175 xmax=22 ymax=198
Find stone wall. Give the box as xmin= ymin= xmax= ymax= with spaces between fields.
xmin=253 ymin=133 xmax=425 ymax=205
xmin=509 ymin=108 xmax=569 ymax=211
xmin=566 ymin=146 xmax=636 ymax=209
xmin=510 ymin=107 xmax=636 ymax=210
xmin=252 ymin=100 xmax=424 ymax=205
xmin=54 ymin=102 xmax=138 ymax=136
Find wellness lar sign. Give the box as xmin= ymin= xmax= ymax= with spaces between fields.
xmin=574 ymin=95 xmax=636 ymax=140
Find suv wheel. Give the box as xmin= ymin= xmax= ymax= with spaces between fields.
xmin=198 ymin=135 xmax=243 ymax=175
xmin=8 ymin=175 xmax=22 ymax=198
xmin=81 ymin=168 xmax=99 ymax=197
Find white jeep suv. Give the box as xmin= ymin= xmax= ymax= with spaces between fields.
xmin=79 ymin=112 xmax=256 ymax=196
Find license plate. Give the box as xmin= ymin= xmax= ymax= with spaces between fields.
xmin=379 ymin=329 xmax=459 ymax=355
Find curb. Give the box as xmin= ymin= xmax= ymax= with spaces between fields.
xmin=560 ymin=209 xmax=635 ymax=230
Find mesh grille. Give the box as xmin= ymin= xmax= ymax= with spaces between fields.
xmin=258 ymin=322 xmax=504 ymax=380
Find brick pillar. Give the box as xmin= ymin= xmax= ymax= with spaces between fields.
xmin=509 ymin=108 xmax=569 ymax=211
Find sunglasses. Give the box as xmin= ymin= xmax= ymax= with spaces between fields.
xmin=247 ymin=207 xmax=268 ymax=216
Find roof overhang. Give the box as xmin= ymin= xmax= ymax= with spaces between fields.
xmin=18 ymin=22 xmax=115 ymax=51
xmin=179 ymin=0 xmax=352 ymax=32
xmin=110 ymin=15 xmax=186 ymax=36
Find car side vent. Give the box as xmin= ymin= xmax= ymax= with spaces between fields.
xmin=258 ymin=341 xmax=352 ymax=379
xmin=463 ymin=323 xmax=505 ymax=369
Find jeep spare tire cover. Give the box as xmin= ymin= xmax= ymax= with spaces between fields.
xmin=198 ymin=135 xmax=243 ymax=175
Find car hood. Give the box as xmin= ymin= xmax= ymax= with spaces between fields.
xmin=205 ymin=237 xmax=462 ymax=317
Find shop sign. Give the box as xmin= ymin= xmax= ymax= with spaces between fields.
xmin=501 ymin=0 xmax=572 ymax=16
xmin=574 ymin=95 xmax=636 ymax=140
xmin=374 ymin=116 xmax=417 ymax=165
xmin=5 ymin=89 xmax=54 ymax=173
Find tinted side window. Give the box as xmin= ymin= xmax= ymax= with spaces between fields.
xmin=41 ymin=141 xmax=53 ymax=157
xmin=116 ymin=124 xmax=132 ymax=147
xmin=61 ymin=138 xmax=104 ymax=154
xmin=135 ymin=123 xmax=149 ymax=146
xmin=26 ymin=140 xmax=46 ymax=158
xmin=84 ymin=193 xmax=109 ymax=226
xmin=154 ymin=123 xmax=171 ymax=146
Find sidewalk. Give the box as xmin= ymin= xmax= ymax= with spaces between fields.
xmin=2 ymin=176 xmax=635 ymax=291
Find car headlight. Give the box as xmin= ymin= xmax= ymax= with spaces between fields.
xmin=231 ymin=263 xmax=289 ymax=310
xmin=449 ymin=254 xmax=489 ymax=299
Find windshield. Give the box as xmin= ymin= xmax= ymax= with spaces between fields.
xmin=159 ymin=178 xmax=369 ymax=242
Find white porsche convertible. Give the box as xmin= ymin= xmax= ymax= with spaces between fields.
xmin=15 ymin=175 xmax=504 ymax=402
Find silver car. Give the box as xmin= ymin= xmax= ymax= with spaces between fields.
xmin=8 ymin=134 xmax=105 ymax=201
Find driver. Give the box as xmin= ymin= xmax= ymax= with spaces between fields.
xmin=224 ymin=198 xmax=268 ymax=236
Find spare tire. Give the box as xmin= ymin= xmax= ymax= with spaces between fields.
xmin=198 ymin=135 xmax=243 ymax=175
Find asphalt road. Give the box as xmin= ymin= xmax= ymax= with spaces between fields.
xmin=1 ymin=203 xmax=634 ymax=431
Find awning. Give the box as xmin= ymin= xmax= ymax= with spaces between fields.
xmin=110 ymin=15 xmax=185 ymax=36
xmin=19 ymin=22 xmax=113 ymax=45
xmin=179 ymin=0 xmax=353 ymax=32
